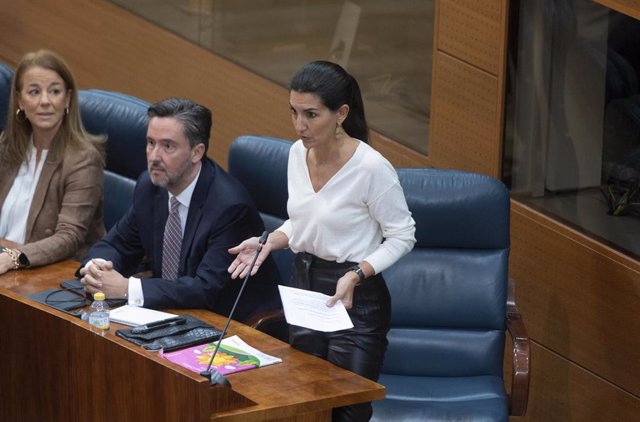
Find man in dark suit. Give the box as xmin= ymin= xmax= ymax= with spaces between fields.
xmin=80 ymin=98 xmax=280 ymax=322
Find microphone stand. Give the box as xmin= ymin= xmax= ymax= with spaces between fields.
xmin=200 ymin=231 xmax=268 ymax=387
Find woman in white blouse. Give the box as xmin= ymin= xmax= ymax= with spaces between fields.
xmin=0 ymin=50 xmax=105 ymax=274
xmin=229 ymin=61 xmax=416 ymax=422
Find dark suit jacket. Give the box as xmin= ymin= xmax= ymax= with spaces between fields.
xmin=81 ymin=158 xmax=281 ymax=322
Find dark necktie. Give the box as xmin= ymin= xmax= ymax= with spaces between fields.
xmin=161 ymin=196 xmax=182 ymax=279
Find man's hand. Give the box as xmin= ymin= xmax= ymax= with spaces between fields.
xmin=81 ymin=260 xmax=128 ymax=299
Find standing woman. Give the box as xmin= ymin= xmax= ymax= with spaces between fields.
xmin=229 ymin=60 xmax=415 ymax=421
xmin=0 ymin=50 xmax=105 ymax=274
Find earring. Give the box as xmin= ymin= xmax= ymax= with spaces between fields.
xmin=15 ymin=108 xmax=26 ymax=123
xmin=64 ymin=106 xmax=69 ymax=116
xmin=335 ymin=122 xmax=344 ymax=139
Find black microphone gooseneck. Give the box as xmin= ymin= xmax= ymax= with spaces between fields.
xmin=200 ymin=230 xmax=269 ymax=387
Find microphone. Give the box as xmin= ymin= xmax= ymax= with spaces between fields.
xmin=200 ymin=230 xmax=269 ymax=387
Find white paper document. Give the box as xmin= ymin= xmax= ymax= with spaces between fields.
xmin=278 ymin=285 xmax=354 ymax=332
xmin=109 ymin=305 xmax=177 ymax=326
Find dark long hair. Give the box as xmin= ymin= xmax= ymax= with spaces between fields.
xmin=289 ymin=61 xmax=369 ymax=143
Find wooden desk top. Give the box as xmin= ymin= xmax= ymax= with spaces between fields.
xmin=0 ymin=255 xmax=384 ymax=421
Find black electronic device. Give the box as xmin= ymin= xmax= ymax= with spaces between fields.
xmin=131 ymin=316 xmax=187 ymax=334
xmin=116 ymin=315 xmax=222 ymax=353
xmin=60 ymin=278 xmax=127 ymax=308
xmin=27 ymin=289 xmax=90 ymax=312
xmin=60 ymin=279 xmax=85 ymax=295
xmin=200 ymin=230 xmax=269 ymax=388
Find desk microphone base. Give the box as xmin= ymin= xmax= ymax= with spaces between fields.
xmin=200 ymin=370 xmax=231 ymax=388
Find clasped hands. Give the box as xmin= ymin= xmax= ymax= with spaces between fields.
xmin=79 ymin=259 xmax=128 ymax=299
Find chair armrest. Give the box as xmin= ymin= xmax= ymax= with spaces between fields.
xmin=246 ymin=310 xmax=286 ymax=330
xmin=506 ymin=277 xmax=530 ymax=416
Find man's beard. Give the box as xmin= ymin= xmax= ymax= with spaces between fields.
xmin=148 ymin=162 xmax=193 ymax=190
xmin=149 ymin=166 xmax=170 ymax=188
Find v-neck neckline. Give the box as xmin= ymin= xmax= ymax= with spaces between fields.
xmin=304 ymin=141 xmax=361 ymax=193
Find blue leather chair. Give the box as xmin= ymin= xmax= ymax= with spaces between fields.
xmin=101 ymin=170 xmax=138 ymax=231
xmin=79 ymin=89 xmax=150 ymax=230
xmin=227 ymin=135 xmax=294 ymax=341
xmin=228 ymin=135 xmax=294 ymax=285
xmin=79 ymin=89 xmax=149 ymax=180
xmin=371 ymin=168 xmax=529 ymax=421
xmin=227 ymin=135 xmax=530 ymax=420
xmin=0 ymin=62 xmax=13 ymax=133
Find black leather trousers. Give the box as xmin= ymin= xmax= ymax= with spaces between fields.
xmin=289 ymin=252 xmax=391 ymax=422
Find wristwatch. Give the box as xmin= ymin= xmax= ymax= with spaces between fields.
xmin=2 ymin=247 xmax=30 ymax=269
xmin=349 ymin=265 xmax=366 ymax=283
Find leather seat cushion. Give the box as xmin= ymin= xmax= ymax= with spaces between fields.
xmin=372 ymin=374 xmax=508 ymax=422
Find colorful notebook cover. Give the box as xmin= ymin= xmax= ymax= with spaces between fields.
xmin=160 ymin=335 xmax=282 ymax=375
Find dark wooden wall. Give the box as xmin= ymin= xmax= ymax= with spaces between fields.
xmin=429 ymin=0 xmax=508 ymax=177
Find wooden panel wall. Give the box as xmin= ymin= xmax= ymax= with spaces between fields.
xmin=0 ymin=0 xmax=429 ymax=169
xmin=428 ymin=0 xmax=508 ymax=177
xmin=0 ymin=0 xmax=291 ymax=168
xmin=524 ymin=342 xmax=640 ymax=421
xmin=595 ymin=0 xmax=640 ymax=19
xmin=510 ymin=202 xmax=640 ymax=421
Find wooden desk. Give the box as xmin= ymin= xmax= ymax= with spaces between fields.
xmin=0 ymin=259 xmax=384 ymax=421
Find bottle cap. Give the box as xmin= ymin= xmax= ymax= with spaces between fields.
xmin=94 ymin=292 xmax=106 ymax=301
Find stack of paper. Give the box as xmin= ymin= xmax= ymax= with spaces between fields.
xmin=109 ymin=305 xmax=177 ymax=326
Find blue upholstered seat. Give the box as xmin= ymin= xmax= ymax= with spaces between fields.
xmin=103 ymin=170 xmax=136 ymax=231
xmin=227 ymin=136 xmax=530 ymax=420
xmin=79 ymin=89 xmax=149 ymax=180
xmin=228 ymin=135 xmax=293 ymax=284
xmin=371 ymin=168 xmax=529 ymax=421
xmin=0 ymin=63 xmax=13 ymax=133
xmin=79 ymin=89 xmax=149 ymax=230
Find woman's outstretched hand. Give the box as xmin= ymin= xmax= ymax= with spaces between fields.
xmin=228 ymin=236 xmax=273 ymax=279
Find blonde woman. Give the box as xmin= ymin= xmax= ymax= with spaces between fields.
xmin=0 ymin=50 xmax=105 ymax=274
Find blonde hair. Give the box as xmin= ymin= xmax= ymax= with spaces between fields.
xmin=0 ymin=49 xmax=105 ymax=164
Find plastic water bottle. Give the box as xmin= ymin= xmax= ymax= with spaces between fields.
xmin=88 ymin=292 xmax=110 ymax=332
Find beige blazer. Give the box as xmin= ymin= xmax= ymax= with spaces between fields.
xmin=0 ymin=144 xmax=105 ymax=267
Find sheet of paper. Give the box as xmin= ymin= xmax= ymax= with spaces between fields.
xmin=109 ymin=305 xmax=177 ymax=326
xmin=278 ymin=285 xmax=354 ymax=332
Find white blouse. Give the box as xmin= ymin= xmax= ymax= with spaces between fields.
xmin=0 ymin=144 xmax=48 ymax=244
xmin=277 ymin=140 xmax=416 ymax=274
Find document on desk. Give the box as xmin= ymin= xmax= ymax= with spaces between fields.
xmin=109 ymin=305 xmax=177 ymax=326
xmin=278 ymin=285 xmax=354 ymax=332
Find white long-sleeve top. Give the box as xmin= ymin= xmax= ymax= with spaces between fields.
xmin=277 ymin=139 xmax=416 ymax=274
